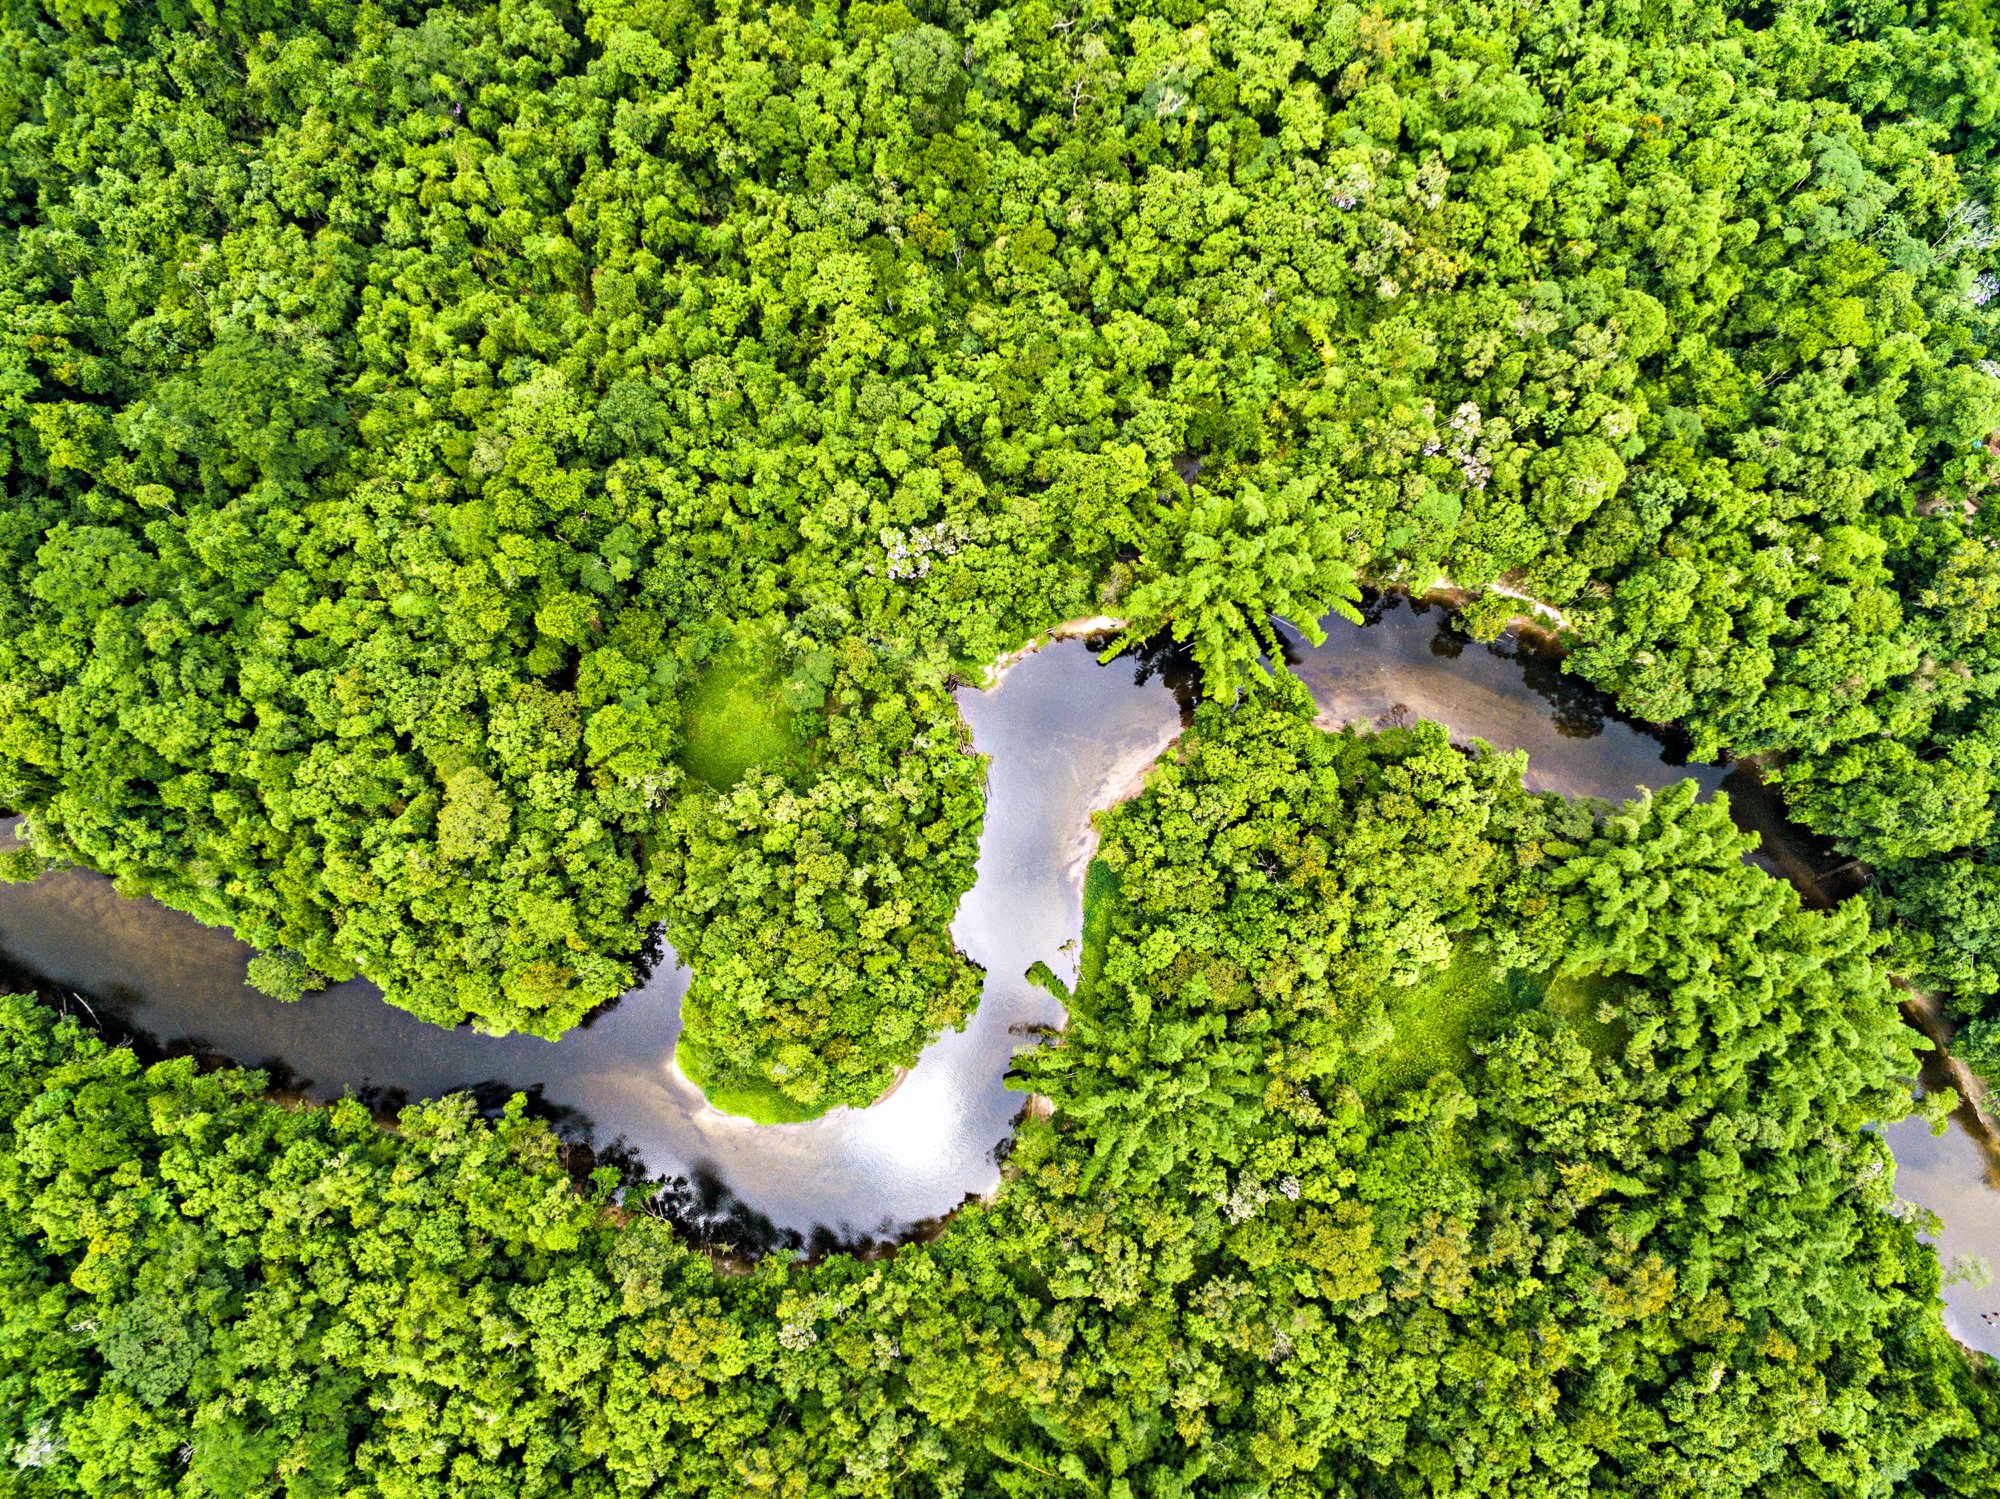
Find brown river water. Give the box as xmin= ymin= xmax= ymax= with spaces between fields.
xmin=0 ymin=594 xmax=1993 ymax=1348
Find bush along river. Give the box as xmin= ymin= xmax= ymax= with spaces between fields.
xmin=0 ymin=593 xmax=1994 ymax=1350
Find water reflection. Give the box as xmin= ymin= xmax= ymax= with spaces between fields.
xmin=1281 ymin=598 xmax=1700 ymax=804
xmin=1884 ymin=1055 xmax=2000 ymax=1362
xmin=1120 ymin=628 xmax=1200 ymax=704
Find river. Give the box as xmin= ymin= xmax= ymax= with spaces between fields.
xmin=0 ymin=595 xmax=1992 ymax=1347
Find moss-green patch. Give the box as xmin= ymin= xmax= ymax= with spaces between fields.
xmin=1076 ymin=858 xmax=1121 ymax=1005
xmin=676 ymin=1032 xmax=830 ymax=1125
xmin=1541 ymin=967 xmax=1628 ymax=1060
xmin=1365 ymin=944 xmax=1631 ymax=1096
xmin=1368 ymin=943 xmax=1522 ymax=1095
xmin=677 ymin=626 xmax=798 ymax=789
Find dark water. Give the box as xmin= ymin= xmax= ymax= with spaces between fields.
xmin=0 ymin=596 xmax=1992 ymax=1339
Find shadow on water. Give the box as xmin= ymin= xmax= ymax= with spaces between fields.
xmin=1351 ymin=591 xmax=1398 ymax=629
xmin=1277 ymin=593 xmax=1866 ymax=910
xmin=638 ymin=1163 xmax=808 ymax=1257
xmin=1115 ymin=630 xmax=1200 ymax=711
xmin=630 ymin=1159 xmax=991 ymax=1264
xmin=1494 ymin=631 xmax=1612 ymax=741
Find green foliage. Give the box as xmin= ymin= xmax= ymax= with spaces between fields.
xmin=0 ymin=693 xmax=1976 ymax=1496
xmin=1106 ymin=479 xmax=1365 ymax=698
xmin=0 ymin=988 xmax=655 ymax=1495
xmin=1366 ymin=943 xmax=1522 ymax=1094
xmin=243 ymin=948 xmax=324 ymax=1004
xmin=1023 ymin=959 xmax=1069 ymax=1005
xmin=675 ymin=1031 xmax=829 ymax=1125
xmin=1538 ymin=965 xmax=1629 ymax=1060
xmin=1076 ymin=856 xmax=1120 ymax=1005
xmin=658 ymin=639 xmax=985 ymax=1116
xmin=3 ymin=0 xmax=2000 ymax=1482
xmin=7 ymin=0 xmax=2000 ymax=1079
xmin=8 ymin=0 xmax=2000 ymax=1071
xmin=1917 ymin=1342 xmax=2000 ymax=1496
xmin=1008 ymin=687 xmax=1966 ymax=1495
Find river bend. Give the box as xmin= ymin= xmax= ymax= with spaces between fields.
xmin=0 ymin=595 xmax=1993 ymax=1349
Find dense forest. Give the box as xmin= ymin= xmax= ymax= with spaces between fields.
xmin=0 ymin=693 xmax=1995 ymax=1494
xmin=13 ymin=0 xmax=2000 ymax=1095
xmin=6 ymin=0 xmax=2000 ymax=1486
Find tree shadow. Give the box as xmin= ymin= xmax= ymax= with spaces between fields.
xmin=1478 ymin=627 xmax=1611 ymax=740
xmin=1110 ymin=631 xmax=1200 ymax=717
xmin=573 ymin=925 xmax=675 ymax=1030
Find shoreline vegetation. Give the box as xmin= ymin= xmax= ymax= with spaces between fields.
xmin=10 ymin=675 xmax=1996 ymax=1268
xmin=675 ymin=1031 xmax=916 ymax=1128
xmin=18 ymin=585 xmax=1994 ymax=1238
xmin=671 ymin=609 xmax=1127 ymax=1125
xmin=672 ymin=1032 xmax=830 ymax=1127
xmin=1902 ymin=982 xmax=2000 ymax=1155
xmin=1417 ymin=585 xmax=2000 ymax=1109
xmin=658 ymin=638 xmax=989 ymax=1120
xmin=973 ymin=613 xmax=1130 ymax=684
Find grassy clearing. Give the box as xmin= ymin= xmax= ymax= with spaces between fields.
xmin=1370 ymin=944 xmax=1521 ymax=1094
xmin=675 ymin=1032 xmax=830 ymax=1125
xmin=1541 ymin=967 xmax=1627 ymax=1060
xmin=1367 ymin=942 xmax=1630 ymax=1095
xmin=678 ymin=626 xmax=797 ymax=789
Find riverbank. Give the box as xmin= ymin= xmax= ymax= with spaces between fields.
xmin=978 ymin=613 xmax=1127 ymax=683
xmin=1902 ymin=982 xmax=2000 ymax=1143
xmin=1419 ymin=575 xmax=1572 ymax=638
xmin=672 ymin=1033 xmax=832 ymax=1126
xmin=674 ymin=1016 xmax=918 ymax=1126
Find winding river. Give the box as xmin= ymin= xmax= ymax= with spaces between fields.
xmin=1 ymin=596 xmax=1994 ymax=1348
